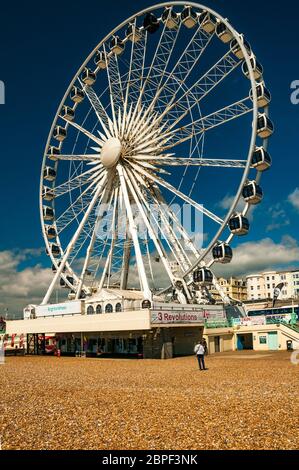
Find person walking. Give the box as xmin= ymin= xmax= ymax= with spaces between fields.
xmin=194 ymin=341 xmax=207 ymax=371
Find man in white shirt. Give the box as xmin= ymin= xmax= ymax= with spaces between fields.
xmin=194 ymin=341 xmax=207 ymax=371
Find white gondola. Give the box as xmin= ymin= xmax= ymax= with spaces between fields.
xmin=242 ymin=181 xmax=263 ymax=205
xmin=60 ymin=276 xmax=74 ymax=288
xmin=193 ymin=267 xmax=213 ymax=285
xmin=70 ymin=86 xmax=85 ymax=103
xmin=53 ymin=126 xmax=67 ymax=142
xmin=250 ymin=84 xmax=271 ymax=108
xmin=43 ymin=166 xmax=57 ymax=182
xmin=230 ymin=35 xmax=251 ymax=59
xmin=49 ymin=244 xmax=60 ymax=258
xmin=126 ymin=23 xmax=142 ymax=42
xmin=81 ymin=68 xmax=96 ymax=86
xmin=61 ymin=106 xmax=75 ymax=122
xmin=181 ymin=6 xmax=198 ymax=29
xmin=42 ymin=186 xmax=55 ymax=201
xmin=43 ymin=206 xmax=54 ymax=221
xmin=162 ymin=7 xmax=179 ymax=29
xmin=212 ymin=242 xmax=233 ymax=264
xmin=216 ymin=21 xmax=233 ymax=43
xmin=143 ymin=12 xmax=160 ymax=33
xmin=252 ymin=147 xmax=272 ymax=171
xmin=229 ymin=214 xmax=250 ymax=236
xmin=94 ymin=51 xmax=109 ymax=69
xmin=110 ymin=36 xmax=125 ymax=55
xmin=257 ymin=113 xmax=274 ymax=138
xmin=199 ymin=11 xmax=216 ymax=33
xmin=242 ymin=56 xmax=263 ymax=80
xmin=52 ymin=262 xmax=66 ymax=274
xmin=47 ymin=146 xmax=60 ymax=161
xmin=46 ymin=226 xmax=57 ymax=240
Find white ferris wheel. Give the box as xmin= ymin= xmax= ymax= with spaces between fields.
xmin=40 ymin=2 xmax=273 ymax=306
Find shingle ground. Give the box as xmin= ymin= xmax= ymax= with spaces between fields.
xmin=0 ymin=351 xmax=298 ymax=450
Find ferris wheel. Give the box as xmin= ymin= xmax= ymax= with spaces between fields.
xmin=40 ymin=2 xmax=273 ymax=306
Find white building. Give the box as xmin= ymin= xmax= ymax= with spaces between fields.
xmin=247 ymin=270 xmax=299 ymax=301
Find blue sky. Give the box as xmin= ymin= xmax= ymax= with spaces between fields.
xmin=0 ymin=0 xmax=299 ymax=313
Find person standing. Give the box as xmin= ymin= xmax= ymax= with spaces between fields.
xmin=194 ymin=341 xmax=207 ymax=371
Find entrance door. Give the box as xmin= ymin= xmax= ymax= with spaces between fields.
xmin=237 ymin=335 xmax=244 ymax=351
xmin=268 ymin=332 xmax=278 ymax=350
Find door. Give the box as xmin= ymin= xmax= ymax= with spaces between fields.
xmin=237 ymin=335 xmax=244 ymax=351
xmin=268 ymin=332 xmax=278 ymax=350
xmin=215 ymin=336 xmax=220 ymax=353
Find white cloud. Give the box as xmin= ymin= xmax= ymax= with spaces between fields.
xmin=213 ymin=236 xmax=299 ymax=278
xmin=0 ymin=249 xmax=54 ymax=318
xmin=266 ymin=203 xmax=290 ymax=232
xmin=288 ymin=188 xmax=299 ymax=211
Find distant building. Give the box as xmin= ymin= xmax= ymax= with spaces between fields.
xmin=247 ymin=270 xmax=299 ymax=301
xmin=210 ymin=277 xmax=247 ymax=302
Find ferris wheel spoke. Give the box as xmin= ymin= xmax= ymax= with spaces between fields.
xmin=42 ymin=173 xmax=108 ymax=305
xmin=75 ymin=184 xmax=116 ymax=298
xmin=54 ymin=166 xmax=101 ymax=197
xmin=79 ymin=81 xmax=110 ymax=128
xmin=117 ymin=165 xmax=151 ymax=299
xmin=130 ymin=163 xmax=223 ymax=225
xmin=51 ymin=154 xmax=101 ymax=162
xmin=125 ymin=20 xmax=148 ymax=107
xmin=146 ymin=25 xmax=214 ymax=116
xmin=159 ymin=52 xmax=241 ymax=126
xmin=56 ymin=172 xmax=107 ymax=234
xmin=125 ymin=167 xmax=179 ymax=287
xmin=151 ymin=185 xmax=201 ymax=259
xmin=164 ymin=97 xmax=253 ymax=149
xmin=139 ymin=8 xmax=181 ymax=106
xmin=104 ymin=44 xmax=125 ymax=122
xmin=59 ymin=116 xmax=104 ymax=146
xmin=137 ymin=157 xmax=249 ymax=168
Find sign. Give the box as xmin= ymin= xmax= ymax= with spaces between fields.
xmin=151 ymin=310 xmax=205 ymax=325
xmin=35 ymin=301 xmax=83 ymax=318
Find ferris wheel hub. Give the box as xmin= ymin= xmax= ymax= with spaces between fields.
xmin=100 ymin=137 xmax=122 ymax=168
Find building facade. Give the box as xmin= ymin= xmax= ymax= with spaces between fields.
xmin=210 ymin=277 xmax=247 ymax=302
xmin=247 ymin=270 xmax=299 ymax=301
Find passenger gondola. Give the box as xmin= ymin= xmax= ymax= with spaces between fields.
xmin=242 ymin=181 xmax=263 ymax=205
xmin=193 ymin=267 xmax=213 ymax=285
xmin=229 ymin=214 xmax=250 ymax=235
xmin=216 ymin=21 xmax=233 ymax=43
xmin=257 ymin=113 xmax=274 ymax=138
xmin=47 ymin=146 xmax=60 ymax=161
xmin=143 ymin=12 xmax=160 ymax=33
xmin=43 ymin=206 xmax=54 ymax=221
xmin=242 ymin=56 xmax=263 ymax=80
xmin=61 ymin=106 xmax=75 ymax=121
xmin=53 ymin=126 xmax=67 ymax=142
xmin=110 ymin=36 xmax=125 ymax=55
xmin=42 ymin=186 xmax=55 ymax=201
xmin=94 ymin=51 xmax=109 ymax=69
xmin=70 ymin=86 xmax=85 ymax=103
xmin=60 ymin=276 xmax=74 ymax=288
xmin=250 ymin=84 xmax=271 ymax=108
xmin=162 ymin=7 xmax=179 ymax=29
xmin=230 ymin=35 xmax=251 ymax=59
xmin=181 ymin=6 xmax=198 ymax=29
xmin=126 ymin=23 xmax=142 ymax=42
xmin=81 ymin=68 xmax=96 ymax=86
xmin=199 ymin=11 xmax=216 ymax=33
xmin=251 ymin=147 xmax=272 ymax=171
xmin=212 ymin=242 xmax=233 ymax=264
xmin=43 ymin=167 xmax=56 ymax=182
xmin=46 ymin=226 xmax=57 ymax=240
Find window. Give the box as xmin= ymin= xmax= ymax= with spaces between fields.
xmin=267 ymin=284 xmax=270 ymax=289
xmin=115 ymin=303 xmax=122 ymax=313
xmin=96 ymin=304 xmax=102 ymax=315
xmin=87 ymin=306 xmax=95 ymax=315
xmin=259 ymin=336 xmax=267 ymax=344
xmin=105 ymin=304 xmax=113 ymax=313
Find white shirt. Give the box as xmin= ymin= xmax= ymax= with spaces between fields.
xmin=196 ymin=344 xmax=205 ymax=355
